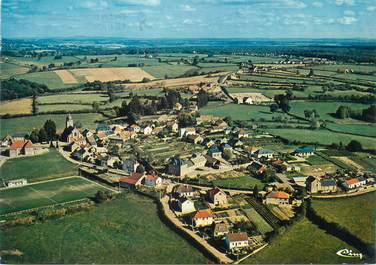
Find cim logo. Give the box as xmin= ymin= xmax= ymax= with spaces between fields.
xmin=336 ymin=248 xmax=363 ymax=259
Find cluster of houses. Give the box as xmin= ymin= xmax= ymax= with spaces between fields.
xmin=1 ymin=134 xmax=43 ymax=158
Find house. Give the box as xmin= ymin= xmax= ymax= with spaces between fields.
xmin=122 ymin=159 xmax=140 ymax=174
xmin=213 ymin=223 xmax=229 ymax=237
xmin=107 ymin=156 xmax=121 ymax=168
xmin=264 ymin=191 xmax=290 ymax=205
xmin=119 ymin=172 xmax=144 ymax=189
xmin=294 ymin=146 xmax=314 ymax=157
xmin=342 ymin=177 xmax=367 ymax=190
xmin=193 ymin=209 xmax=214 ymax=227
xmin=254 ymin=149 xmax=274 ymax=159
xmin=167 ymin=122 xmax=179 ymax=133
xmin=248 ymin=161 xmax=267 ymax=175
xmin=6 ymin=178 xmax=27 ymax=188
xmin=11 ymin=132 xmax=26 ymax=141
xmin=179 ymin=127 xmax=196 ymax=138
xmin=292 ymin=176 xmax=308 ymax=187
xmin=143 ymin=125 xmax=153 ymax=135
xmin=174 ymin=102 xmax=183 ymax=111
xmin=187 ymin=134 xmax=204 ymax=144
xmin=190 ymin=154 xmax=207 ymax=168
xmin=207 ymin=187 xmax=228 ymax=206
xmin=177 ymin=197 xmax=196 ymax=214
xmin=9 ymin=140 xmax=35 ymax=157
xmin=207 ymin=145 xmax=222 ymax=159
xmin=202 ymin=138 xmax=215 ymax=148
xmin=144 ymin=175 xmax=162 ymax=187
xmin=175 ymin=184 xmax=195 ymax=197
xmin=306 ymin=176 xmax=337 ymax=193
xmin=167 ymin=157 xmax=194 ymax=177
xmin=225 ymin=232 xmax=249 ymax=251
xmin=129 ymin=124 xmax=141 ymax=133
xmin=238 ymin=129 xmax=248 ymax=138
xmin=1 ymin=135 xmax=13 ymax=147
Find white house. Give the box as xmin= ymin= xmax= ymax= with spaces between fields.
xmin=343 ymin=177 xmax=367 ymax=190
xmin=144 ymin=175 xmax=162 ymax=187
xmin=225 ymin=232 xmax=249 ymax=251
xmin=264 ymin=191 xmax=290 ymax=205
xmin=6 ymin=178 xmax=27 ymax=188
xmin=178 ymin=197 xmax=196 ymax=214
xmin=143 ymin=125 xmax=153 ymax=135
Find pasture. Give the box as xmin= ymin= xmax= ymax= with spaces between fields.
xmin=0 ymin=62 xmax=29 ymax=79
xmin=37 ymin=93 xmax=108 ymax=104
xmin=0 ymin=149 xmax=78 ymax=183
xmin=16 ymin=71 xmax=72 ymax=90
xmin=244 ymin=219 xmax=360 ymax=264
xmin=0 ymin=98 xmax=33 ymax=115
xmin=37 ymin=104 xmax=92 ymax=113
xmin=0 ymin=176 xmax=111 ymax=215
xmin=142 ymin=65 xmax=198 ymax=78
xmin=0 ymin=113 xmax=104 ymax=138
xmin=312 ymin=192 xmax=376 ymax=244
xmin=0 ymin=192 xmax=207 ymax=264
xmin=70 ymin=67 xmax=155 ymax=82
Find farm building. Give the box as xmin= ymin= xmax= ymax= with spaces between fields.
xmin=264 ymin=191 xmax=290 ymax=205
xmin=6 ymin=178 xmax=27 ymax=188
xmin=119 ymin=173 xmax=144 ymax=189
xmin=254 ymin=149 xmax=274 ymax=159
xmin=144 ymin=175 xmax=162 ymax=187
xmin=225 ymin=232 xmax=249 ymax=251
xmin=306 ymin=176 xmax=337 ymax=193
xmin=342 ymin=177 xmax=366 ymax=190
xmin=9 ymin=140 xmax=35 ymax=157
xmin=294 ymin=146 xmax=314 ymax=157
xmin=193 ymin=209 xmax=214 ymax=227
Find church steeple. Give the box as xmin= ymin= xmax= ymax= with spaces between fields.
xmin=66 ymin=113 xmax=74 ymax=128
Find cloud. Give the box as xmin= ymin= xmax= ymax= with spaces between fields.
xmin=367 ymin=5 xmax=376 ymax=11
xmin=116 ymin=0 xmax=160 ymax=6
xmin=282 ymin=0 xmax=307 ymax=8
xmin=81 ymin=0 xmax=109 ymax=10
xmin=335 ymin=0 xmax=355 ymax=6
xmin=344 ymin=10 xmax=355 ymax=16
xmin=337 ymin=16 xmax=357 ymax=24
xmin=312 ymin=2 xmax=323 ymax=7
xmin=181 ymin=4 xmax=196 ymax=11
xmin=119 ymin=9 xmax=142 ymax=15
xmin=165 ymin=15 xmax=172 ymax=20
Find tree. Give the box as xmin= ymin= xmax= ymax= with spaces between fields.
xmin=92 ymin=101 xmax=100 ymax=112
xmin=44 ymin=120 xmax=56 ymax=141
xmin=307 ymin=68 xmax=314 ymax=77
xmin=224 ymin=116 xmax=233 ymax=126
xmin=136 ymin=164 xmax=145 ymax=173
xmin=197 ymin=90 xmax=209 ymax=108
xmin=336 ymin=106 xmax=350 ymax=119
xmin=362 ymin=105 xmax=376 ymax=123
xmin=38 ymin=128 xmax=48 ymax=143
xmin=253 ymin=185 xmax=259 ymax=199
xmin=223 ymin=149 xmax=233 ymax=160
xmin=310 ymin=118 xmax=320 ymax=130
xmin=346 ymin=140 xmax=362 ymax=152
xmin=29 ymin=129 xmax=39 ymax=143
xmin=270 ymin=103 xmax=279 ymax=113
xmin=304 ymin=109 xmax=313 ymax=118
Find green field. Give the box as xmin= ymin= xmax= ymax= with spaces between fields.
xmin=243 ymin=207 xmax=274 ymax=234
xmin=16 ymin=71 xmax=72 ymax=90
xmin=312 ymin=192 xmax=376 ymax=244
xmin=0 ymin=149 xmax=78 ymax=183
xmin=266 ymin=128 xmax=376 ymax=149
xmin=0 ymin=176 xmax=110 ymax=214
xmin=0 ymin=113 xmax=104 ymax=137
xmin=142 ymin=65 xmax=199 ymax=78
xmin=0 ymin=62 xmax=29 ymax=79
xmin=9 ymin=56 xmax=81 ymax=68
xmin=0 ymin=192 xmax=207 ymax=264
xmin=37 ymin=93 xmax=108 ymax=104
xmin=326 ymin=123 xmax=376 ymax=137
xmin=212 ymin=176 xmax=265 ymax=190
xmin=37 ymin=104 xmax=92 ymax=113
xmin=244 ymin=219 xmax=360 ymax=264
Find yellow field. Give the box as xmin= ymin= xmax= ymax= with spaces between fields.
xmin=0 ymin=98 xmax=33 ymax=115
xmin=55 ymin=70 xmax=78 ymax=84
xmin=70 ymin=67 xmax=155 ymax=82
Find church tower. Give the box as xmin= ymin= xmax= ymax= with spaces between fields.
xmin=66 ymin=113 xmax=74 ymax=128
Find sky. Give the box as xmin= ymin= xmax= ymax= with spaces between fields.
xmin=2 ymin=0 xmax=376 ymax=39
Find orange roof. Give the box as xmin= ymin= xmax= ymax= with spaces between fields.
xmin=10 ymin=140 xmax=33 ymax=150
xmin=227 ymin=232 xmax=248 ymax=242
xmin=345 ymin=178 xmax=359 ymax=185
xmin=267 ymin=191 xmax=290 ymax=199
xmin=119 ymin=172 xmax=144 ymax=184
xmin=194 ymin=209 xmax=213 ymax=219
xmin=145 ymin=175 xmax=159 ymax=181
xmin=97 ymin=132 xmax=106 ymax=138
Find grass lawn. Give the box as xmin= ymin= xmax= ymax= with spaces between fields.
xmin=37 ymin=93 xmax=108 ymax=104
xmin=312 ymin=192 xmax=376 ymax=245
xmin=0 ymin=113 xmax=104 ymax=137
xmin=0 ymin=176 xmax=110 ymax=214
xmin=212 ymin=176 xmax=265 ymax=190
xmin=16 ymin=71 xmax=74 ymax=90
xmin=0 ymin=192 xmax=208 ymax=264
xmin=0 ymin=149 xmax=78 ymax=183
xmin=244 ymin=219 xmax=361 ymax=264
xmin=265 ymin=128 xmax=376 ymax=149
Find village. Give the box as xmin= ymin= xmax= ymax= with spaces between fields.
xmin=2 ymin=95 xmax=375 ymax=262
